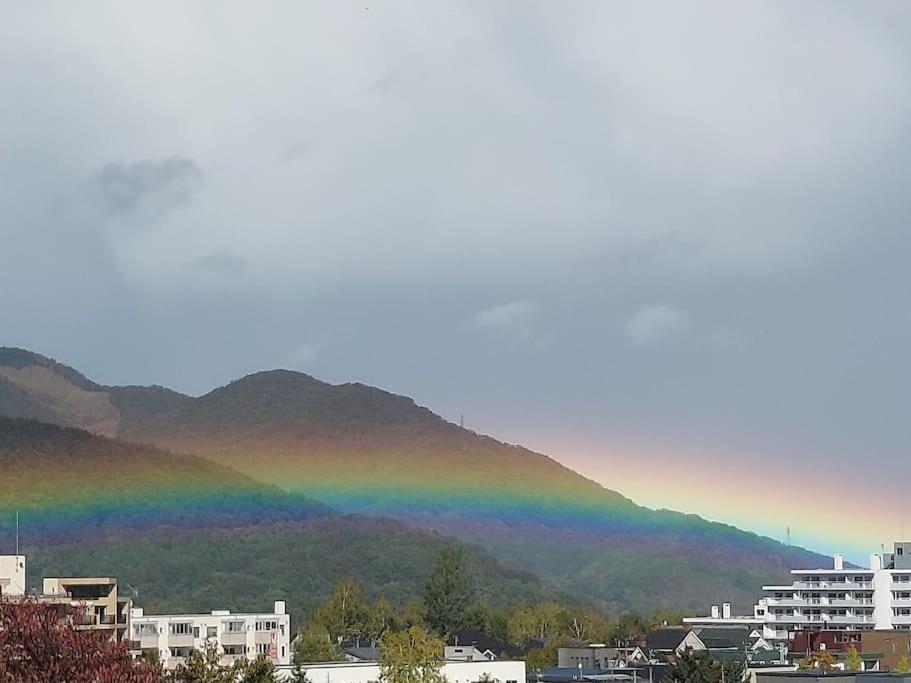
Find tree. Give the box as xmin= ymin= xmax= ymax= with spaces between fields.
xmin=235 ymin=654 xmax=277 ymax=683
xmin=666 ymin=650 xmax=743 ymax=683
xmin=524 ymin=636 xmax=569 ymax=673
xmin=895 ymin=655 xmax=911 ymax=674
xmin=316 ymin=578 xmax=371 ymax=643
xmin=380 ymin=625 xmax=446 ymax=683
xmin=798 ymin=650 xmax=836 ymax=671
xmin=424 ymin=545 xmax=475 ymax=636
xmin=845 ymin=645 xmax=863 ymax=671
xmin=394 ymin=598 xmax=427 ymax=630
xmin=168 ymin=644 xmax=236 ymax=682
xmin=0 ymin=598 xmax=160 ymax=683
xmin=367 ymin=596 xmax=394 ymax=642
xmin=562 ymin=607 xmax=604 ymax=643
xmin=506 ymin=605 xmax=538 ymax=647
xmin=294 ymin=625 xmax=343 ymax=663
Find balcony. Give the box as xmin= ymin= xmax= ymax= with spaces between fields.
xmin=221 ymin=632 xmax=247 ymax=647
xmin=168 ymin=634 xmax=194 ymax=648
xmin=793 ymin=581 xmax=872 ymax=590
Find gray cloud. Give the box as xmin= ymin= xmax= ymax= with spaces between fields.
xmin=624 ymin=306 xmax=693 ymax=346
xmin=3 ymin=2 xmax=911 ymax=554
xmin=94 ymin=157 xmax=202 ymax=219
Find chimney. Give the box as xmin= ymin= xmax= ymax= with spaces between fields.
xmin=711 ymin=605 xmax=720 ymax=619
xmin=834 ymin=554 xmax=844 ymax=571
xmin=274 ymin=600 xmax=286 ymax=615
xmin=722 ymin=603 xmax=732 ymax=619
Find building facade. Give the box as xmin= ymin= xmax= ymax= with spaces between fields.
xmin=273 ymin=659 xmax=526 ymax=683
xmin=0 ymin=555 xmax=25 ymax=597
xmin=685 ymin=542 xmax=911 ymax=643
xmin=41 ymin=576 xmax=132 ymax=643
xmin=130 ymin=601 xmax=291 ymax=669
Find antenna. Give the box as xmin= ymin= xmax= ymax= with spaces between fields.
xmin=15 ymin=511 xmax=18 ymax=556
xmin=786 ymin=525 xmax=791 ymax=546
xmin=460 ymin=414 xmax=464 ymax=429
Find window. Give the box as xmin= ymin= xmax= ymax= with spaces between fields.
xmin=256 ymin=643 xmax=270 ymax=655
xmin=207 ymin=626 xmax=218 ymax=638
xmin=226 ymin=621 xmax=245 ymax=633
xmin=899 ymin=547 xmax=904 ymax=556
xmin=223 ymin=645 xmax=244 ymax=655
xmin=136 ymin=624 xmax=157 ymax=637
xmin=256 ymin=620 xmax=278 ymax=631
xmin=170 ymin=622 xmax=193 ymax=635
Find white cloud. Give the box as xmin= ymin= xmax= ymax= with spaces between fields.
xmin=468 ymin=300 xmax=550 ymax=349
xmin=624 ymin=305 xmax=693 ymax=346
xmin=282 ymin=343 xmax=321 ymax=370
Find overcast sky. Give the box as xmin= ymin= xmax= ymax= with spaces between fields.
xmin=3 ymin=2 xmax=911 ymax=560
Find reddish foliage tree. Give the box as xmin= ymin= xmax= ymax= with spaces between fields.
xmin=0 ymin=597 xmax=161 ymax=683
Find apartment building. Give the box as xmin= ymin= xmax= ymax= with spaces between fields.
xmin=685 ymin=542 xmax=911 ymax=643
xmin=273 ymin=658 xmax=526 ymax=683
xmin=0 ymin=554 xmax=25 ymax=596
xmin=1 ymin=555 xmax=131 ymax=642
xmin=40 ymin=576 xmax=133 ymax=643
xmin=130 ymin=601 xmax=291 ymax=669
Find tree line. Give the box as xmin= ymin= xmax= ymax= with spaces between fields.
xmin=295 ymin=544 xmax=684 ymax=670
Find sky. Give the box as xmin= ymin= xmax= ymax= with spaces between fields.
xmin=3 ymin=2 xmax=911 ymax=564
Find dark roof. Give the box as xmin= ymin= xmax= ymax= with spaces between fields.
xmin=343 ymin=646 xmax=381 ymax=661
xmin=449 ymin=629 xmax=517 ymax=657
xmin=694 ymin=627 xmax=751 ymax=648
xmin=647 ymin=628 xmax=691 ymax=651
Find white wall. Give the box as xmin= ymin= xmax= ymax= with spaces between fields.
xmin=131 ymin=605 xmax=291 ymax=667
xmin=0 ymin=555 xmax=25 ymax=597
xmin=275 ymin=659 xmax=527 ymax=683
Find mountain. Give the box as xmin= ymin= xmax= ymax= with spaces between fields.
xmin=0 ymin=347 xmax=834 ymax=613
xmin=0 ymin=416 xmax=563 ymax=621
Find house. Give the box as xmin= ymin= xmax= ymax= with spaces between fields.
xmin=646 ymin=628 xmax=706 ymax=659
xmin=343 ymin=645 xmax=382 ymax=662
xmin=558 ymin=645 xmax=648 ymax=668
xmin=130 ymin=601 xmax=291 ymax=669
xmin=449 ymin=629 xmax=516 ymax=658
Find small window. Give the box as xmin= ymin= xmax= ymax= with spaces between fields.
xmin=900 ymin=547 xmax=904 ymax=556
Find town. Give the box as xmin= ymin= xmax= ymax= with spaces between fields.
xmin=5 ymin=542 xmax=911 ymax=682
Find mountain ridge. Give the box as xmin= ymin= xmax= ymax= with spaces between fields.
xmin=0 ymin=346 xmax=833 ymax=613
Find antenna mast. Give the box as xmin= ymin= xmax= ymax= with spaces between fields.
xmin=786 ymin=525 xmax=791 ymax=546
xmin=15 ymin=511 xmax=19 ymax=555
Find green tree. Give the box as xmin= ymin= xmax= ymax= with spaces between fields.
xmin=368 ymin=596 xmax=395 ymax=642
xmin=394 ymin=599 xmax=427 ymax=630
xmin=380 ymin=625 xmax=446 ymax=683
xmin=845 ymin=645 xmax=862 ymax=671
xmin=317 ymin=578 xmax=371 ymax=643
xmin=294 ymin=625 xmax=343 ymax=663
xmin=666 ymin=650 xmax=743 ymax=683
xmin=169 ymin=645 xmax=236 ymax=682
xmin=234 ymin=655 xmax=276 ymax=683
xmin=894 ymin=655 xmax=911 ymax=674
xmin=561 ymin=607 xmax=604 ymax=643
xmin=506 ymin=605 xmax=537 ymax=647
xmin=423 ymin=545 xmax=475 ymax=636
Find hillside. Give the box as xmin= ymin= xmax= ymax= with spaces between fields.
xmin=0 ymin=416 xmax=562 ymax=622
xmin=0 ymin=347 xmax=835 ymax=613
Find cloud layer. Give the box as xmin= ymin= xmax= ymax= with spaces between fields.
xmin=2 ymin=2 xmax=911 ymax=552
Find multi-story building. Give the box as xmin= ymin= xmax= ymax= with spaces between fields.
xmin=40 ymin=576 xmax=133 ymax=643
xmin=0 ymin=554 xmax=25 ymax=597
xmin=130 ymin=601 xmax=291 ymax=669
xmin=685 ymin=542 xmax=911 ymax=645
xmin=1 ymin=555 xmax=131 ymax=642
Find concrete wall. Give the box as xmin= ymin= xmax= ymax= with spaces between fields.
xmin=0 ymin=555 xmax=25 ymax=597
xmin=131 ymin=603 xmax=291 ymax=668
xmin=275 ymin=659 xmax=526 ymax=683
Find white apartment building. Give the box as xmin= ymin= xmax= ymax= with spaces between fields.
xmin=0 ymin=555 xmax=25 ymax=596
xmin=130 ymin=601 xmax=291 ymax=669
xmin=685 ymin=542 xmax=911 ymax=643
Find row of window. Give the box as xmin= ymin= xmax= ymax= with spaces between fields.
xmin=135 ymin=621 xmax=285 ymax=637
